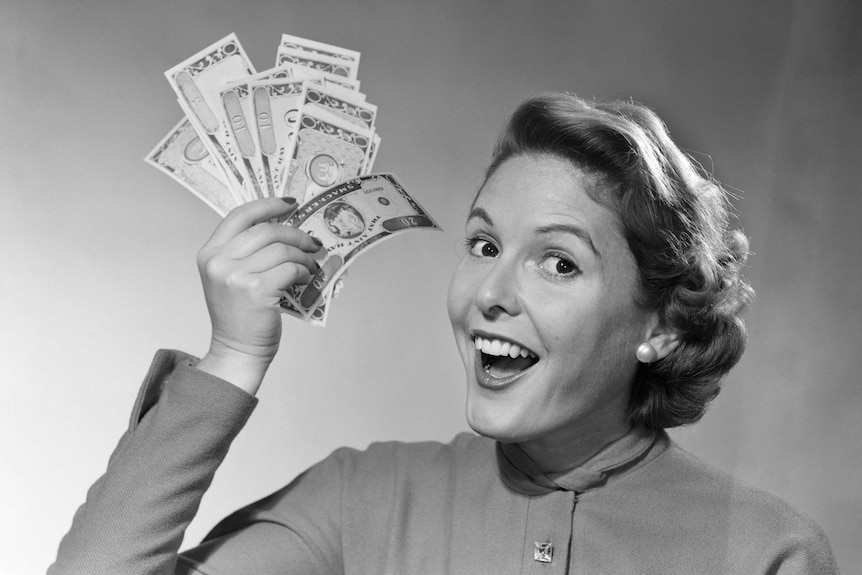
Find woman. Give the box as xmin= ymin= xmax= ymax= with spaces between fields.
xmin=51 ymin=93 xmax=837 ymax=574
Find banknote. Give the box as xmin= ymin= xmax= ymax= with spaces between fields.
xmin=280 ymin=106 xmax=375 ymax=203
xmin=279 ymin=285 xmax=333 ymax=327
xmin=150 ymin=34 xmax=432 ymax=326
xmin=146 ymin=119 xmax=238 ymax=216
xmin=280 ymin=173 xmax=440 ymax=318
xmin=247 ymin=79 xmax=308 ymax=194
xmin=165 ymin=33 xmax=258 ymax=203
xmin=301 ymin=82 xmax=377 ymax=130
xmin=214 ymin=72 xmax=369 ymax=199
xmin=276 ymin=47 xmax=358 ymax=81
xmin=220 ymin=84 xmax=274 ymax=197
xmin=278 ymin=33 xmax=361 ymax=65
xmin=363 ymin=134 xmax=382 ymax=175
xmin=302 ymin=70 xmax=361 ymax=94
xmin=249 ymin=64 xmax=363 ymax=93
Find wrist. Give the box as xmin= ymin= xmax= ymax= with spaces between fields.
xmin=196 ymin=341 xmax=273 ymax=395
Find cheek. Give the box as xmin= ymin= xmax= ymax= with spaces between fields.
xmin=586 ymin=306 xmax=647 ymax=381
xmin=536 ymin=293 xmax=637 ymax=369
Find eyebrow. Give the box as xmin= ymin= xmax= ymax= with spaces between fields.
xmin=467 ymin=207 xmax=493 ymax=226
xmin=536 ymin=223 xmax=600 ymax=257
xmin=467 ymin=208 xmax=601 ymax=258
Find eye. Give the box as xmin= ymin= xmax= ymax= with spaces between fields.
xmin=539 ymin=253 xmax=580 ymax=278
xmin=467 ymin=237 xmax=499 ymax=258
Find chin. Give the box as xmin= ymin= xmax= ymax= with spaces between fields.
xmin=465 ymin=393 xmax=534 ymax=444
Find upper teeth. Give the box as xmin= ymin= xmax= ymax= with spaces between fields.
xmin=473 ymin=336 xmax=537 ymax=359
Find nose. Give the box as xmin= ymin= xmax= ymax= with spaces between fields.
xmin=475 ymin=257 xmax=522 ymax=317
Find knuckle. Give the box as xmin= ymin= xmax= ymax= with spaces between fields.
xmin=245 ymin=275 xmax=265 ymax=294
xmin=224 ymin=270 xmax=257 ymax=292
xmin=203 ymin=256 xmax=230 ymax=280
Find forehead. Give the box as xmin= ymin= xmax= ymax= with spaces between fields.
xmin=473 ymin=154 xmax=625 ymax=246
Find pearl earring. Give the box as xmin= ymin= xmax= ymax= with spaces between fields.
xmin=636 ymin=342 xmax=658 ymax=364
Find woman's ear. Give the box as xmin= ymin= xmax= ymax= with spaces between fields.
xmin=637 ymin=313 xmax=682 ymax=363
xmin=647 ymin=329 xmax=681 ymax=361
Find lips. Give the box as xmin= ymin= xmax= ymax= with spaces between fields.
xmin=472 ymin=334 xmax=539 ymax=388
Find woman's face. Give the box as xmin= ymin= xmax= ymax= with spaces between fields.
xmin=447 ymin=154 xmax=656 ymax=460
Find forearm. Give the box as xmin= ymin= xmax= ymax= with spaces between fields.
xmin=49 ymin=350 xmax=257 ymax=575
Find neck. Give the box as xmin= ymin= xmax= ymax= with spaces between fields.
xmin=516 ymin=417 xmax=633 ymax=474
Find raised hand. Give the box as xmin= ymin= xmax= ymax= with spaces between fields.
xmin=196 ymin=197 xmax=323 ymax=393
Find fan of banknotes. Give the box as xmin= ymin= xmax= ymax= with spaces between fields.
xmin=146 ymin=33 xmax=440 ymax=326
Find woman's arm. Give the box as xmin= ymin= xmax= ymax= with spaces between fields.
xmin=49 ymin=198 xmax=323 ymax=574
xmin=49 ymin=350 xmax=257 ymax=575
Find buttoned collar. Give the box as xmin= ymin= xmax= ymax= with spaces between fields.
xmin=496 ymin=426 xmax=666 ymax=495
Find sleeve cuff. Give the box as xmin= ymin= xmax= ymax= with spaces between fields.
xmin=129 ymin=349 xmax=258 ymax=430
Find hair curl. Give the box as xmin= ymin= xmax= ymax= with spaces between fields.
xmin=484 ymin=93 xmax=754 ymax=429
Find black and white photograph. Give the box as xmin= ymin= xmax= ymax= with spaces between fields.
xmin=2 ymin=1 xmax=860 ymax=573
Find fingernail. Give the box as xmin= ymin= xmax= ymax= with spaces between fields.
xmin=281 ymin=197 xmax=297 ymax=204
xmin=311 ymin=236 xmax=324 ymax=248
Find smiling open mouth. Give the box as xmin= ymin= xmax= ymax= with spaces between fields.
xmin=473 ymin=335 xmax=539 ymax=379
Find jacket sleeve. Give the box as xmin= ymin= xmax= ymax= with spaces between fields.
xmin=49 ymin=350 xmax=258 ymax=575
xmin=770 ymin=523 xmax=840 ymax=575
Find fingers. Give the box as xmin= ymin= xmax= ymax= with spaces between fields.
xmin=238 ymin=241 xmax=321 ymax=276
xmin=198 ymin=198 xmax=326 ymax=306
xmin=223 ymin=222 xmax=323 ymax=260
xmin=199 ymin=235 xmax=320 ymax=300
xmin=206 ymin=197 xmax=299 ymax=247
